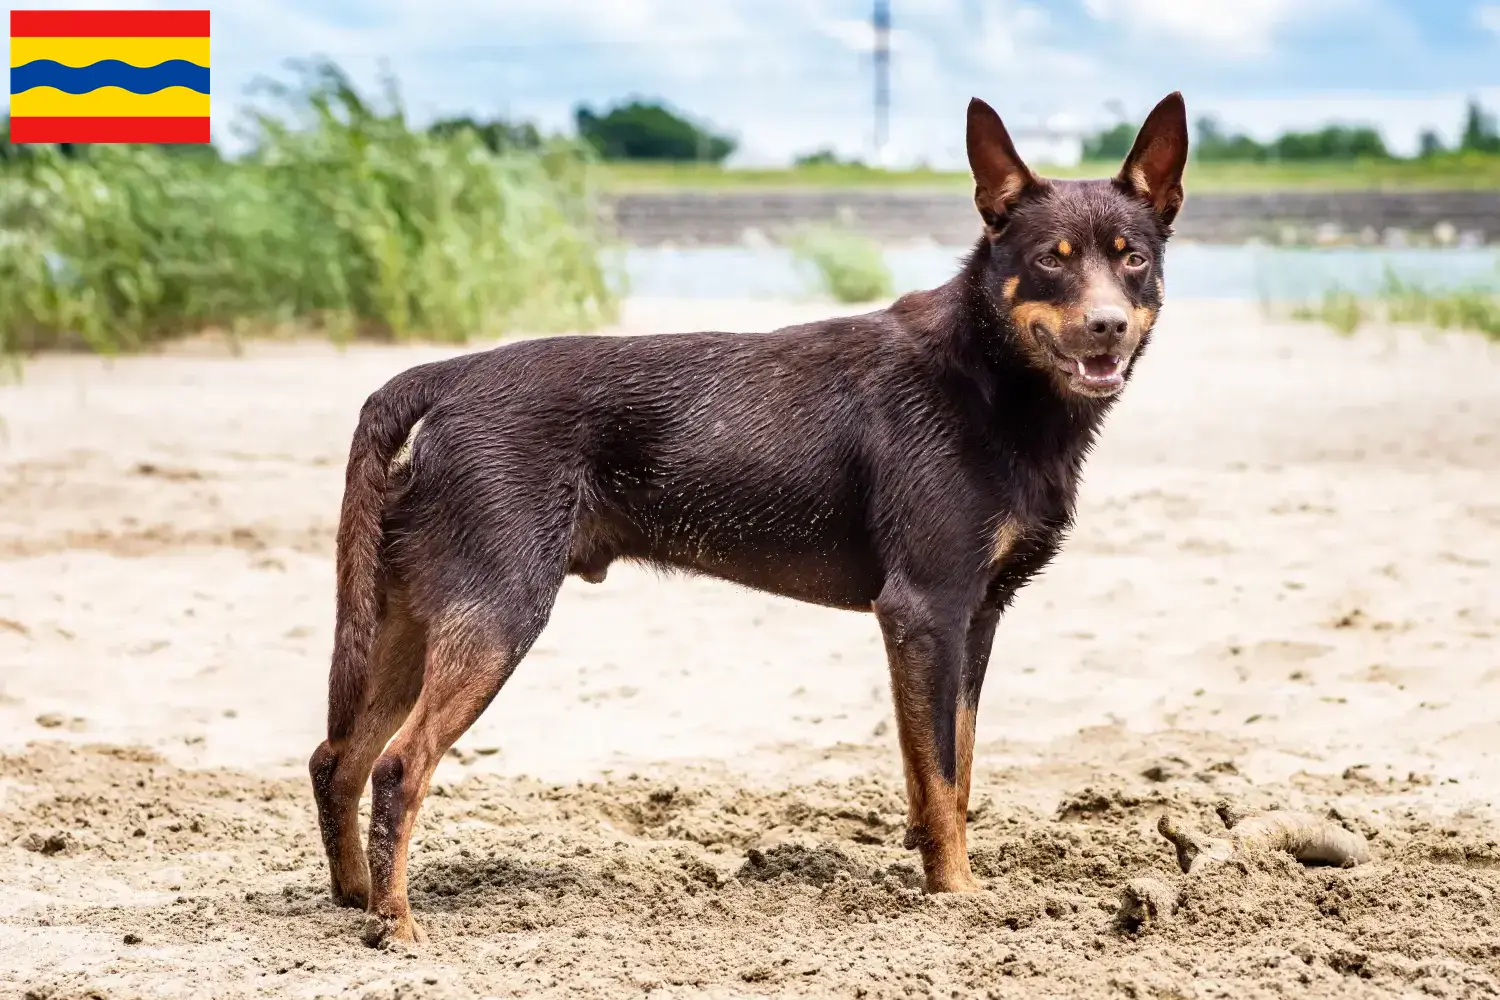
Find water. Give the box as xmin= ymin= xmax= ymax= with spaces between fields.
xmin=619 ymin=244 xmax=1500 ymax=302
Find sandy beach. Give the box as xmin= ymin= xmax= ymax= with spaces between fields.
xmin=1 ymin=297 xmax=1498 ymax=999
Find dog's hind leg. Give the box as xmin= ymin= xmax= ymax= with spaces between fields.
xmin=874 ymin=584 xmax=979 ymax=893
xmin=361 ymin=579 xmax=562 ymax=947
xmin=309 ymin=587 xmax=427 ymax=909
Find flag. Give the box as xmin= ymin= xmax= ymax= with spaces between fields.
xmin=9 ymin=9 xmax=210 ymax=144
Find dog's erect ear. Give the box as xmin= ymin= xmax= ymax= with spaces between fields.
xmin=967 ymin=97 xmax=1040 ymax=237
xmin=1117 ymin=91 xmax=1189 ymax=226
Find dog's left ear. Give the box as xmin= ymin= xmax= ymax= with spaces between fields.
xmin=1117 ymin=92 xmax=1189 ymax=226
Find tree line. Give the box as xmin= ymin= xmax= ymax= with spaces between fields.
xmin=1084 ymin=99 xmax=1500 ymax=162
xmin=430 ymin=100 xmax=736 ymax=162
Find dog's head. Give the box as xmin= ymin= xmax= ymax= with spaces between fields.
xmin=967 ymin=92 xmax=1188 ymax=399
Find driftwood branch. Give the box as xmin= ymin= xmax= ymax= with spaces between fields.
xmin=1157 ymin=808 xmax=1370 ymax=875
xmin=1117 ymin=805 xmax=1371 ymax=930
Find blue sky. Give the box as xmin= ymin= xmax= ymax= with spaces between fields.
xmin=8 ymin=0 xmax=1500 ymax=165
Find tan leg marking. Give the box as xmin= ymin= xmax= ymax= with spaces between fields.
xmin=954 ymin=704 xmax=978 ymax=861
xmin=364 ymin=619 xmax=515 ymax=946
xmin=879 ymin=613 xmax=978 ymax=894
xmin=311 ymin=589 xmax=426 ymax=910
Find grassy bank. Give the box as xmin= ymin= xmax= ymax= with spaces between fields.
xmin=1295 ymin=269 xmax=1500 ymax=339
xmin=0 ymin=63 xmax=619 ymax=357
xmin=787 ymin=224 xmax=893 ymax=303
xmin=599 ymin=155 xmax=1500 ymax=193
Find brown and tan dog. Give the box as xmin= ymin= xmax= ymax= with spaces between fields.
xmin=310 ymin=92 xmax=1190 ymax=946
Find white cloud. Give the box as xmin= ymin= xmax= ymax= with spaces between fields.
xmin=1083 ymin=0 xmax=1359 ymax=58
xmin=257 ymin=0 xmax=1083 ymax=169
xmin=1478 ymin=4 xmax=1500 ymax=37
xmin=2 ymin=0 xmax=1097 ymax=165
xmin=9 ymin=0 xmax=1490 ymax=169
xmin=815 ymin=19 xmax=924 ymax=55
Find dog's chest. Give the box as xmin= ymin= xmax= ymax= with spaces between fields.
xmin=989 ymin=517 xmax=1026 ymax=567
xmin=983 ymin=463 xmax=1082 ymax=571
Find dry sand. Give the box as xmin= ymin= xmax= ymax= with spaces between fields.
xmin=0 ymin=298 xmax=1498 ymax=999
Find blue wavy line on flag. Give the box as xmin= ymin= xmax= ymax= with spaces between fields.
xmin=10 ymin=60 xmax=209 ymax=95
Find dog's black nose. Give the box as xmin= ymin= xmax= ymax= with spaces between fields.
xmin=1085 ymin=306 xmax=1129 ymax=340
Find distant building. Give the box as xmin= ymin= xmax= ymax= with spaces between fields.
xmin=1010 ymin=127 xmax=1084 ymax=168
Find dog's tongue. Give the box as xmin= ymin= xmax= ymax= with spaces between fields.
xmin=1078 ymin=355 xmax=1121 ymax=379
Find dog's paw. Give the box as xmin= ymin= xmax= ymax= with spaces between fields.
xmin=361 ymin=913 xmax=428 ymax=949
xmin=922 ymin=866 xmax=982 ymax=894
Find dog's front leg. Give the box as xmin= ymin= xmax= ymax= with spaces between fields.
xmin=956 ymin=607 xmax=1000 ymax=863
xmin=873 ymin=585 xmax=978 ymax=893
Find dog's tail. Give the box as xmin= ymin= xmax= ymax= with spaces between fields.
xmin=326 ymin=366 xmax=443 ymax=743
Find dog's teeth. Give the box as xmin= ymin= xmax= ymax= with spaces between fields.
xmin=1076 ymin=359 xmax=1088 ymax=376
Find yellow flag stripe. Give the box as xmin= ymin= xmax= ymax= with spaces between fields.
xmin=10 ymin=86 xmax=210 ymax=118
xmin=10 ymin=37 xmax=209 ymax=68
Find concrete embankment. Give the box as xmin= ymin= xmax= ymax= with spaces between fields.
xmin=604 ymin=189 xmax=1500 ymax=247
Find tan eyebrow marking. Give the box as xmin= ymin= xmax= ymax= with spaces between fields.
xmin=1115 ymin=236 xmax=1127 ymax=251
xmin=1057 ymin=239 xmax=1072 ymax=257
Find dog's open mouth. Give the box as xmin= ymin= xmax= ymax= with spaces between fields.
xmin=1028 ymin=324 xmax=1130 ymax=395
xmin=1072 ymin=354 xmax=1124 ymax=389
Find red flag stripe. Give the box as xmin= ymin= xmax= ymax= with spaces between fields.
xmin=9 ymin=10 xmax=210 ymax=37
xmin=9 ymin=116 xmax=211 ymax=143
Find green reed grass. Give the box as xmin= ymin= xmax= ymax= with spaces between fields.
xmin=787 ymin=223 xmax=894 ymax=304
xmin=0 ymin=62 xmax=620 ymax=357
xmin=1294 ymin=265 xmax=1500 ymax=340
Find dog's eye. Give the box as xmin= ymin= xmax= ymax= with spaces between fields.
xmin=1035 ymin=254 xmax=1062 ymax=270
xmin=1125 ymin=252 xmax=1149 ymax=269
